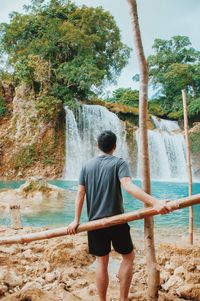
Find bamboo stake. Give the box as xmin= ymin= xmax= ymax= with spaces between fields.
xmin=182 ymin=89 xmax=193 ymax=245
xmin=10 ymin=205 xmax=23 ymax=230
xmin=127 ymin=1 xmax=159 ymax=300
xmin=0 ymin=194 xmax=199 ymax=245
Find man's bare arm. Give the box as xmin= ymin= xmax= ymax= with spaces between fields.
xmin=120 ymin=177 xmax=170 ymax=214
xmin=67 ymin=185 xmax=86 ymax=234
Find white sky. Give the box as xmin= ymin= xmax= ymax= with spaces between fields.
xmin=0 ymin=0 xmax=200 ymax=96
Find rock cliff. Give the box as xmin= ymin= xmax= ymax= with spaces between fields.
xmin=0 ymin=84 xmax=65 ymax=180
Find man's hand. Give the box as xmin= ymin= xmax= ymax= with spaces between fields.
xmin=66 ymin=220 xmax=79 ymax=235
xmin=153 ymin=200 xmax=171 ymax=215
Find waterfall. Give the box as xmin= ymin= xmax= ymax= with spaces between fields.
xmin=64 ymin=107 xmax=82 ymax=179
xmin=65 ymin=106 xmax=188 ymax=181
xmin=64 ymin=105 xmax=130 ymax=179
xmin=136 ymin=116 xmax=187 ymax=181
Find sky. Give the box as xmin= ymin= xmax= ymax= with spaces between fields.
xmin=0 ymin=0 xmax=200 ymax=96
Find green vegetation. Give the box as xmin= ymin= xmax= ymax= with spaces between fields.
xmin=0 ymin=97 xmax=7 ymax=116
xmin=188 ymin=98 xmax=200 ymax=118
xmin=14 ymin=138 xmax=58 ymax=169
xmin=22 ymin=178 xmax=51 ymax=194
xmin=147 ymin=36 xmax=200 ymax=119
xmin=190 ymin=130 xmax=200 ymax=154
xmin=0 ymin=0 xmax=130 ymax=108
xmin=36 ymin=96 xmax=62 ymax=121
xmin=148 ymin=100 xmax=166 ymax=118
xmin=15 ymin=145 xmax=38 ymax=168
xmin=107 ymin=88 xmax=139 ymax=107
xmin=0 ymin=2 xmax=199 ymax=123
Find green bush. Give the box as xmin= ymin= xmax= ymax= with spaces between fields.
xmin=36 ymin=96 xmax=62 ymax=121
xmin=188 ymin=98 xmax=200 ymax=118
xmin=107 ymin=88 xmax=139 ymax=107
xmin=167 ymin=110 xmax=183 ymax=119
xmin=15 ymin=145 xmax=38 ymax=168
xmin=0 ymin=97 xmax=7 ymax=117
xmin=148 ymin=101 xmax=166 ymax=117
xmin=189 ymin=130 xmax=200 ymax=154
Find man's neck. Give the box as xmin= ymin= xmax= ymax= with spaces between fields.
xmin=99 ymin=150 xmax=114 ymax=156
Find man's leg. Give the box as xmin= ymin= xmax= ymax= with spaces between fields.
xmin=118 ymin=250 xmax=135 ymax=301
xmin=96 ymin=254 xmax=109 ymax=301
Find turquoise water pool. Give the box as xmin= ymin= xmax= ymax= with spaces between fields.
xmin=0 ymin=180 xmax=200 ymax=228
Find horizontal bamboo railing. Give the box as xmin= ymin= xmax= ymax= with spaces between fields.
xmin=0 ymin=194 xmax=200 ymax=245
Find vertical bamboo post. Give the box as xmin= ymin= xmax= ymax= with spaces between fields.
xmin=127 ymin=1 xmax=159 ymax=300
xmin=10 ymin=205 xmax=23 ymax=230
xmin=182 ymin=89 xmax=193 ymax=244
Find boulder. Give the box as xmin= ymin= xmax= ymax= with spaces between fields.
xmin=174 ymin=266 xmax=186 ymax=279
xmin=0 ymin=269 xmax=23 ymax=288
xmin=0 ymin=288 xmax=58 ymax=301
xmin=161 ymin=275 xmax=184 ymax=291
xmin=177 ymin=284 xmax=200 ymax=301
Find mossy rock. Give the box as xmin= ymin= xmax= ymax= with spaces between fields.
xmin=85 ymin=99 xmax=139 ymax=115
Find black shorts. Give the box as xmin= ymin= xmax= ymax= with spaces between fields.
xmin=87 ymin=223 xmax=134 ymax=257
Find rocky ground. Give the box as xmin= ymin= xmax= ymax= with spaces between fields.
xmin=0 ymin=226 xmax=199 ymax=301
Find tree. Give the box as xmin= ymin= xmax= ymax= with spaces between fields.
xmin=107 ymin=87 xmax=139 ymax=107
xmin=148 ymin=36 xmax=200 ymax=114
xmin=127 ymin=1 xmax=160 ymax=300
xmin=0 ymin=0 xmax=130 ymax=102
xmin=188 ymin=97 xmax=200 ymax=118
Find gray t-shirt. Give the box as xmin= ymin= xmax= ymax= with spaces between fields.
xmin=79 ymin=155 xmax=130 ymax=221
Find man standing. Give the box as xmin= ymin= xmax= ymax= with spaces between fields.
xmin=67 ymin=130 xmax=169 ymax=301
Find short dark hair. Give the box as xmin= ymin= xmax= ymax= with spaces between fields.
xmin=97 ymin=131 xmax=117 ymax=153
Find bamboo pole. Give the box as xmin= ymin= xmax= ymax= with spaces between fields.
xmin=9 ymin=205 xmax=23 ymax=230
xmin=182 ymin=89 xmax=193 ymax=245
xmin=127 ymin=1 xmax=159 ymax=300
xmin=0 ymin=194 xmax=199 ymax=245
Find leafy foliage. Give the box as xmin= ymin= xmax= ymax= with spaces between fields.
xmin=147 ymin=36 xmax=200 ymax=117
xmin=188 ymin=98 xmax=200 ymax=118
xmin=148 ymin=100 xmax=166 ymax=118
xmin=190 ymin=130 xmax=200 ymax=154
xmin=36 ymin=96 xmax=62 ymax=121
xmin=15 ymin=145 xmax=38 ymax=168
xmin=0 ymin=0 xmax=130 ymax=102
xmin=107 ymin=88 xmax=139 ymax=107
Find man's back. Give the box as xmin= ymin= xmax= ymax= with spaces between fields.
xmin=79 ymin=155 xmax=130 ymax=221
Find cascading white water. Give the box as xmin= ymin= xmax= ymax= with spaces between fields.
xmin=136 ymin=116 xmax=187 ymax=181
xmin=64 ymin=107 xmax=83 ymax=179
xmin=64 ymin=105 xmax=130 ymax=179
